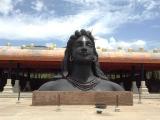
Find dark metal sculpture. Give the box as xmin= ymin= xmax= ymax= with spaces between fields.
xmin=39 ymin=29 xmax=124 ymax=91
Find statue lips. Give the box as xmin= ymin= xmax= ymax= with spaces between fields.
xmin=79 ymin=52 xmax=94 ymax=62
xmin=79 ymin=48 xmax=90 ymax=57
xmin=80 ymin=52 xmax=88 ymax=56
xmin=79 ymin=51 xmax=90 ymax=57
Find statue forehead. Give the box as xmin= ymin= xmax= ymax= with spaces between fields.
xmin=76 ymin=35 xmax=91 ymax=42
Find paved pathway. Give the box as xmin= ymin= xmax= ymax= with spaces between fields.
xmin=0 ymin=98 xmax=160 ymax=120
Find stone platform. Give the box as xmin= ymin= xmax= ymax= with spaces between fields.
xmin=0 ymin=92 xmax=32 ymax=98
xmin=0 ymin=92 xmax=160 ymax=99
xmin=0 ymin=98 xmax=160 ymax=120
xmin=32 ymin=91 xmax=133 ymax=106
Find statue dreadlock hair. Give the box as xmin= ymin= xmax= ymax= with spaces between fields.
xmin=61 ymin=29 xmax=108 ymax=80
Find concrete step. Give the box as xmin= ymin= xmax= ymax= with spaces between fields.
xmin=0 ymin=92 xmax=32 ymax=98
xmin=0 ymin=92 xmax=160 ymax=99
xmin=133 ymin=94 xmax=160 ymax=99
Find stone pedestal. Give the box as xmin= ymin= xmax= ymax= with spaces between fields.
xmin=32 ymin=91 xmax=133 ymax=106
xmin=140 ymin=81 xmax=149 ymax=94
xmin=3 ymin=79 xmax=13 ymax=93
xmin=24 ymin=81 xmax=31 ymax=91
xmin=132 ymin=81 xmax=138 ymax=94
xmin=13 ymin=80 xmax=20 ymax=93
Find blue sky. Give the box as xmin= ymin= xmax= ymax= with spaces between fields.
xmin=0 ymin=0 xmax=160 ymax=50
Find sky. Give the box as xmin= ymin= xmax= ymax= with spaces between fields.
xmin=0 ymin=0 xmax=160 ymax=50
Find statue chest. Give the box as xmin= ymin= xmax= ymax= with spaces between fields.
xmin=54 ymin=79 xmax=108 ymax=91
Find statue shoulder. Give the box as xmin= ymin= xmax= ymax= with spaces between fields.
xmin=99 ymin=79 xmax=124 ymax=91
xmin=38 ymin=81 xmax=57 ymax=91
xmin=38 ymin=79 xmax=69 ymax=91
xmin=38 ymin=79 xmax=65 ymax=91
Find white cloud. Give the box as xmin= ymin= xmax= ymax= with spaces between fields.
xmin=63 ymin=0 xmax=104 ymax=5
xmin=95 ymin=36 xmax=146 ymax=50
xmin=0 ymin=0 xmax=13 ymax=15
xmin=32 ymin=0 xmax=45 ymax=12
xmin=89 ymin=11 xmax=130 ymax=36
xmin=0 ymin=9 xmax=99 ymax=40
xmin=128 ymin=0 xmax=160 ymax=21
xmin=144 ymin=1 xmax=156 ymax=10
xmin=95 ymin=36 xmax=111 ymax=49
xmin=137 ymin=0 xmax=158 ymax=10
xmin=0 ymin=0 xmax=159 ymax=50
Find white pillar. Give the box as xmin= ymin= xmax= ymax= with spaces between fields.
xmin=13 ymin=80 xmax=20 ymax=93
xmin=132 ymin=81 xmax=138 ymax=94
xmin=140 ymin=81 xmax=149 ymax=94
xmin=24 ymin=81 xmax=31 ymax=91
xmin=3 ymin=79 xmax=13 ymax=93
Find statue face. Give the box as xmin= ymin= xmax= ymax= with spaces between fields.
xmin=71 ymin=35 xmax=95 ymax=63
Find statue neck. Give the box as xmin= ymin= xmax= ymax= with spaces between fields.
xmin=70 ymin=62 xmax=95 ymax=83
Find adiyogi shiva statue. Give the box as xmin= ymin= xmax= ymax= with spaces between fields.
xmin=39 ymin=29 xmax=124 ymax=91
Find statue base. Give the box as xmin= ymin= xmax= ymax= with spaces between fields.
xmin=32 ymin=91 xmax=133 ymax=106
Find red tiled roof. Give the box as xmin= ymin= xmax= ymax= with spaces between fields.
xmin=0 ymin=47 xmax=160 ymax=64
